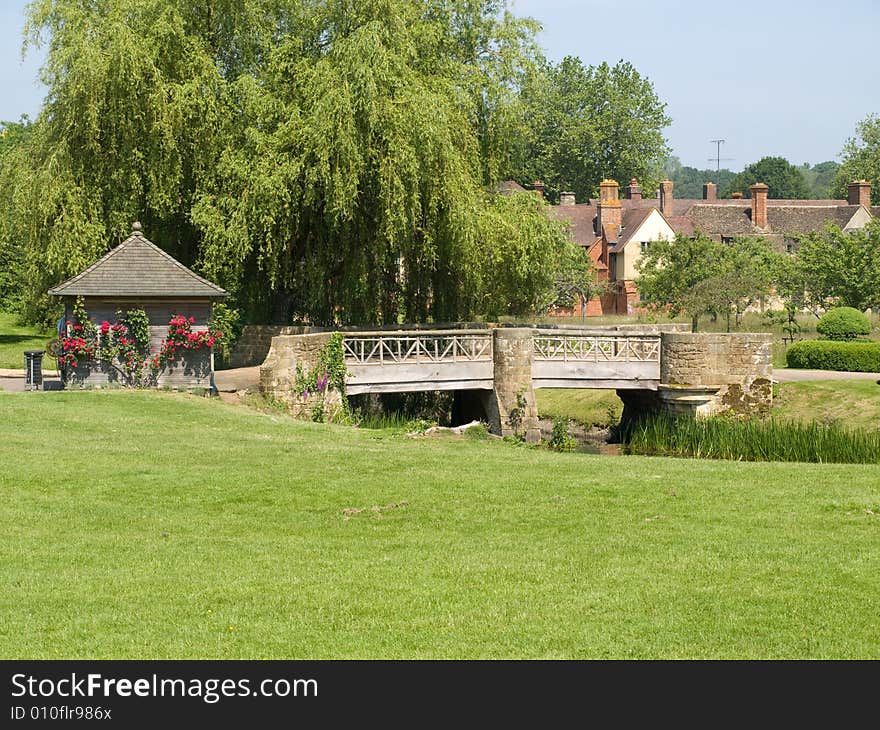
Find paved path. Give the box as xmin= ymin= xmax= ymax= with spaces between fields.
xmin=772 ymin=369 xmax=880 ymax=382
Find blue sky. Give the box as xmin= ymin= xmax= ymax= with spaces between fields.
xmin=2 ymin=0 xmax=877 ymax=171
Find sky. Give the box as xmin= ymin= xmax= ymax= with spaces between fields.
xmin=1 ymin=0 xmax=877 ymax=171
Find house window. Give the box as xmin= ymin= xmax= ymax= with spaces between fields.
xmin=721 ymin=236 xmax=735 ymax=245
xmin=640 ymin=241 xmax=651 ymax=254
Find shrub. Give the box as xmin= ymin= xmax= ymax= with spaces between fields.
xmin=549 ymin=417 xmax=577 ymax=452
xmin=786 ymin=339 xmax=880 ymax=372
xmin=816 ymin=307 xmax=871 ymax=341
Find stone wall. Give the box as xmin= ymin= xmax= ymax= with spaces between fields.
xmin=229 ymin=325 xmax=319 ymax=368
xmin=259 ymin=333 xmax=342 ymax=419
xmin=659 ymin=332 xmax=773 ymax=417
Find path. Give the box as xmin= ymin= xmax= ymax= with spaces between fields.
xmin=772 ymin=369 xmax=880 ymax=382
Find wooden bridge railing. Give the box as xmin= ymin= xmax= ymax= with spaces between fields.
xmin=342 ymin=330 xmax=493 ymax=365
xmin=533 ymin=331 xmax=661 ymax=363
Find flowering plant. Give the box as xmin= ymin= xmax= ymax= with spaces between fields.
xmin=151 ymin=314 xmax=223 ymax=373
xmin=60 ymin=298 xmax=223 ymax=387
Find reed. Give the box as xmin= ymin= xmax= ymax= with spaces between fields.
xmin=624 ymin=413 xmax=880 ymax=464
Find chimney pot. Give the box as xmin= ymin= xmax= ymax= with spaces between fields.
xmin=750 ymin=182 xmax=769 ymax=229
xmin=731 ymin=192 xmax=743 ymax=199
xmin=559 ymin=191 xmax=576 ymax=206
xmin=702 ymin=182 xmax=717 ymax=201
xmin=848 ymin=179 xmax=871 ymax=207
xmin=624 ymin=178 xmax=642 ymax=201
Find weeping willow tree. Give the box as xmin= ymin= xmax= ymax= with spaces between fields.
xmin=192 ymin=0 xmax=542 ymax=324
xmin=2 ymin=0 xmax=573 ymax=325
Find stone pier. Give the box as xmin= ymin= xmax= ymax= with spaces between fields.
xmin=480 ymin=328 xmax=541 ymax=442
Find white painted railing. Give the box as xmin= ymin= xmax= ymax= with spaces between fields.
xmin=342 ymin=331 xmax=492 ymax=365
xmin=533 ymin=333 xmax=660 ymax=363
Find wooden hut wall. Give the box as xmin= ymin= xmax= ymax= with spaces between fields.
xmin=67 ymin=297 xmax=214 ymax=389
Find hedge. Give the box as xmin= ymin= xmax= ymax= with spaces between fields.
xmin=786 ymin=339 xmax=880 ymax=372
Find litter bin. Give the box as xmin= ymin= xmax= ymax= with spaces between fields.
xmin=24 ymin=350 xmax=44 ymax=391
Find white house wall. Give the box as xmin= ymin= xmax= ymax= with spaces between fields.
xmin=619 ymin=209 xmax=676 ymax=280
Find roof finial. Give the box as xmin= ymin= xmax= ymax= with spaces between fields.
xmin=132 ymin=221 xmax=142 ymax=235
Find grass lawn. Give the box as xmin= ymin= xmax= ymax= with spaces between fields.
xmin=2 ymin=390 xmax=879 ymax=659
xmin=538 ymin=380 xmax=880 ymax=431
xmin=0 ymin=311 xmax=56 ymax=370
xmin=772 ymin=380 xmax=880 ymax=430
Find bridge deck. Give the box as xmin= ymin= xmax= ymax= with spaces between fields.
xmin=342 ymin=329 xmax=661 ymax=394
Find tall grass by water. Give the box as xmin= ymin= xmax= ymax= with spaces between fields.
xmin=624 ymin=413 xmax=880 ymax=464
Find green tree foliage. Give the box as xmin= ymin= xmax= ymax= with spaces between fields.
xmin=832 ymin=115 xmax=880 ymax=205
xmin=0 ymin=118 xmax=32 ymax=308
xmin=3 ymin=0 xmax=241 ymax=321
xmin=662 ymin=156 xmax=736 ymax=199
xmin=636 ymin=234 xmax=780 ymax=330
xmin=511 ymin=57 xmax=670 ymax=203
xmin=796 ymin=221 xmax=880 ymax=311
xmin=2 ymin=0 xmax=559 ymax=325
xmin=473 ymin=191 xmax=592 ymax=318
xmin=799 ymin=161 xmax=839 ymax=199
xmin=723 ymin=156 xmax=810 ymax=199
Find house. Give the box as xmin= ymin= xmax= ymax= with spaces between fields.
xmin=48 ymin=222 xmax=229 ymax=389
xmin=539 ymin=177 xmax=877 ymax=315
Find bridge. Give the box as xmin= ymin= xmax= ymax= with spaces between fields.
xmin=260 ymin=325 xmax=773 ymax=441
xmin=341 ymin=329 xmax=661 ymax=395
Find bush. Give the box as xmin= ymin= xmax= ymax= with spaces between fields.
xmin=549 ymin=417 xmax=577 ymax=452
xmin=816 ymin=307 xmax=871 ymax=341
xmin=786 ymin=339 xmax=880 ymax=372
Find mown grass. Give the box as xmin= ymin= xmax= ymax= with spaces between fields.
xmin=625 ymin=413 xmax=880 ymax=464
xmin=539 ymin=380 xmax=880 ymax=432
xmin=0 ymin=311 xmax=56 ymax=370
xmin=2 ymin=390 xmax=880 ymax=659
xmin=536 ymin=388 xmax=621 ymax=427
xmin=772 ymin=380 xmax=880 ymax=430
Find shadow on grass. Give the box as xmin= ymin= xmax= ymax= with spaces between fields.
xmin=0 ymin=334 xmax=49 ymax=345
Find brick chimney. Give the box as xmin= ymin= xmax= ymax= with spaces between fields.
xmin=599 ymin=178 xmax=619 ymax=203
xmin=848 ymin=179 xmax=871 ymax=207
xmin=750 ymin=182 xmax=769 ymax=229
xmin=702 ymin=182 xmax=717 ymax=201
xmin=597 ymin=179 xmax=622 ymax=239
xmin=659 ymin=180 xmax=674 ymax=215
xmin=624 ymin=178 xmax=642 ymax=201
xmin=530 ymin=180 xmax=546 ymax=198
xmin=559 ymin=191 xmax=576 ymax=206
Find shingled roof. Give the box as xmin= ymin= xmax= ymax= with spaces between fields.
xmin=49 ymin=223 xmax=228 ymax=299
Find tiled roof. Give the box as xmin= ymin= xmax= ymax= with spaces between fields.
xmin=495 ymin=179 xmax=528 ymax=194
xmin=767 ymin=205 xmax=861 ymax=234
xmin=548 ymin=203 xmax=598 ymax=247
xmin=612 ymin=208 xmax=655 ymax=251
xmin=49 ymin=223 xmax=228 ymax=299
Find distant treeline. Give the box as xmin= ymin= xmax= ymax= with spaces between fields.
xmin=664 ymin=157 xmax=839 ymax=200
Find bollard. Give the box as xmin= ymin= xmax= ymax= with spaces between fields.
xmin=24 ymin=350 xmax=44 ymax=391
